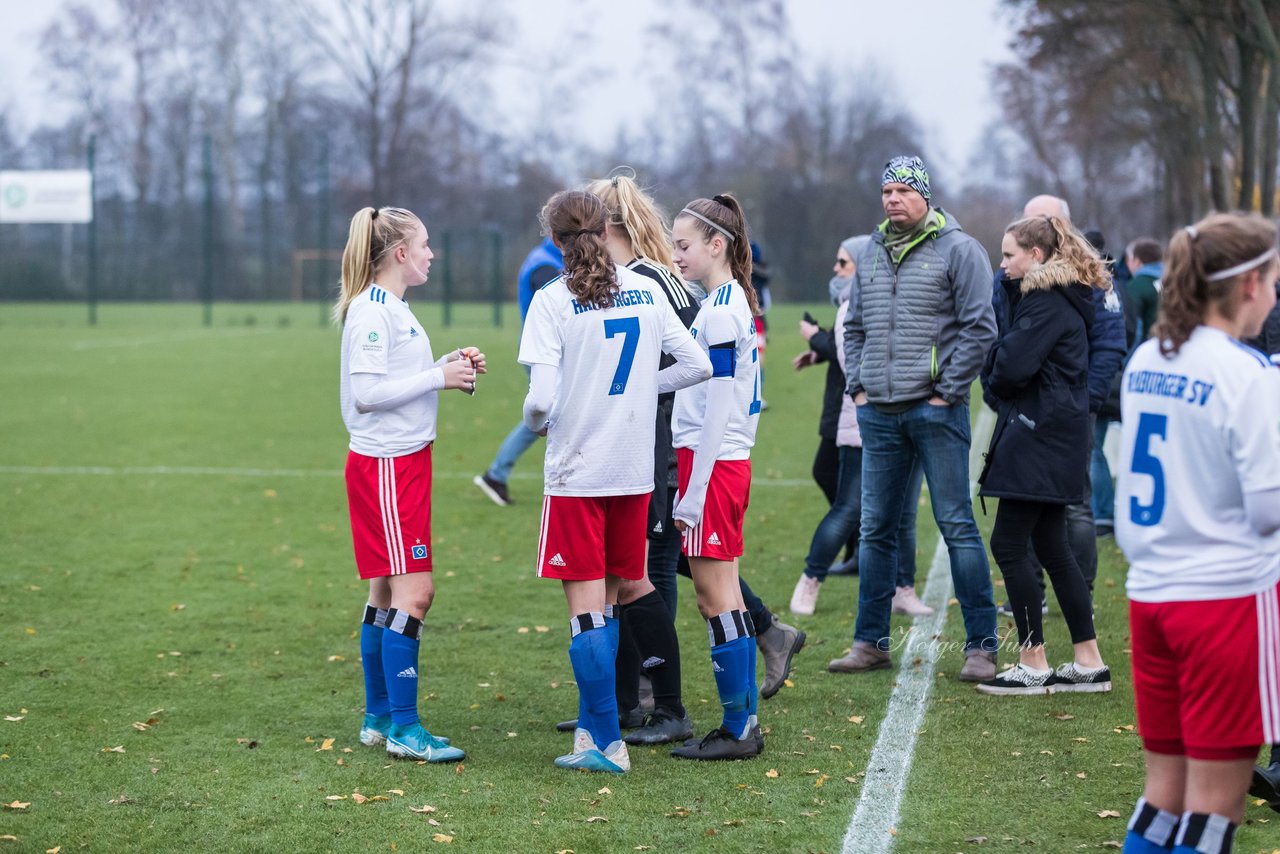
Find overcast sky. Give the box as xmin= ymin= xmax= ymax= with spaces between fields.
xmin=1 ymin=0 xmax=1014 ymax=179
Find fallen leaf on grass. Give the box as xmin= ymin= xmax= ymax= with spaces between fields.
xmin=585 ymin=816 xmax=608 ymax=823
xmin=1101 ymin=842 xmax=1122 ymax=849
xmin=4 ymin=716 xmax=23 ymax=723
xmin=517 ymin=627 xmax=530 ymax=634
xmin=634 ymin=847 xmax=652 ymax=851
xmin=1039 ymin=750 xmax=1054 ymax=756
xmin=815 ymin=775 xmax=829 ymax=788
xmin=325 ymin=795 xmax=346 ymax=801
xmin=1076 ymin=772 xmax=1087 ymax=779
xmin=783 ymin=679 xmax=794 ymax=688
xmin=1049 ymin=712 xmax=1075 ymax=721
xmin=351 ymin=793 xmax=370 ymax=804
xmin=327 ymin=655 xmax=344 ymax=662
xmin=46 ymin=847 xmax=59 ymax=853
xmin=666 ymin=807 xmax=691 ymax=818
xmin=722 ymin=819 xmax=744 ymax=827
xmin=317 ymin=738 xmax=335 ymax=752
xmin=4 ymin=802 xmax=30 ymax=810
xmin=102 ymin=746 xmax=125 ymax=754
xmin=427 ymin=819 xmax=441 ymax=827
xmin=765 ymin=769 xmax=779 ymax=778
xmin=847 ymin=715 xmax=864 ymax=724
xmin=0 ymin=835 xmax=16 ymax=841
xmin=387 ymin=789 xmax=405 ymax=797
xmin=597 ymin=787 xmax=611 ymax=795
xmin=24 ymin=628 xmax=35 ymax=636
xmin=704 ymin=829 xmax=717 ymax=837
xmin=107 ymin=796 xmax=133 ymax=805
xmin=432 ymin=833 xmax=453 ymax=843
xmin=410 ymin=805 xmax=437 ymax=814
xmin=888 ymin=826 xmax=898 ymax=836
xmin=535 ymin=626 xmax=550 ymax=633
xmin=965 ymin=836 xmax=988 ymax=844
xmin=1097 ymin=810 xmax=1121 ymax=818
xmin=1113 ymin=725 xmax=1135 ymax=733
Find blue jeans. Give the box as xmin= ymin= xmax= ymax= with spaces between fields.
xmin=487 ymin=421 xmax=541 ymax=484
xmin=805 ymin=450 xmax=923 ymax=585
xmin=854 ymin=401 xmax=996 ymax=652
xmin=1090 ymin=416 xmax=1115 ymax=523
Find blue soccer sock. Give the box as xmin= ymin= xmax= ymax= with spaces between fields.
xmin=360 ymin=603 xmax=390 ymax=718
xmin=1122 ymin=798 xmax=1177 ymax=852
xmin=708 ymin=610 xmax=754 ymax=739
xmin=1171 ymin=812 xmax=1235 ymax=854
xmin=603 ymin=603 xmax=620 ymax=660
xmin=742 ymin=611 xmax=759 ymax=718
xmin=568 ymin=613 xmax=620 ymax=749
xmin=382 ymin=608 xmax=423 ymax=727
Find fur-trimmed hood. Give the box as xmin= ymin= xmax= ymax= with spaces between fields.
xmin=1019 ymin=258 xmax=1079 ymax=293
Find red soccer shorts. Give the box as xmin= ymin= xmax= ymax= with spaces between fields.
xmin=345 ymin=444 xmax=433 ymax=579
xmin=753 ymin=316 xmax=767 ymax=354
xmin=535 ymin=492 xmax=649 ymax=581
xmin=676 ymin=447 xmax=751 ymax=560
xmin=1129 ymin=582 xmax=1280 ymax=760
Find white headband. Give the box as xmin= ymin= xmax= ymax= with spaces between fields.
xmin=1205 ymin=247 xmax=1278 ymax=282
xmin=680 ymin=208 xmax=735 ymax=243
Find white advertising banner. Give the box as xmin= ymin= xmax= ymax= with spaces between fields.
xmin=0 ymin=170 xmax=93 ymax=223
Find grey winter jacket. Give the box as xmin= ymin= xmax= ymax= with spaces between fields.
xmin=843 ymin=209 xmax=997 ymax=405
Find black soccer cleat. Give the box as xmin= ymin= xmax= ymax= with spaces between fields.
xmin=670 ymin=725 xmax=763 ymax=761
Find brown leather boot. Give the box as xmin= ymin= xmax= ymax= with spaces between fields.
xmin=827 ymin=641 xmax=891 ymax=673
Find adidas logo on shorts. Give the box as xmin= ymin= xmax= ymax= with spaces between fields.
xmin=653 ymin=520 xmax=663 ymax=534
xmin=549 ymin=553 xmax=567 ymax=567
xmin=708 ymin=532 xmax=722 ymax=546
xmin=397 ymin=667 xmax=418 ymax=678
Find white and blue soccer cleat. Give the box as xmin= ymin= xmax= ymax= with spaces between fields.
xmin=386 ymin=723 xmax=465 ymax=763
xmin=553 ymin=727 xmax=630 ymax=773
xmin=359 ymin=714 xmax=392 ymax=747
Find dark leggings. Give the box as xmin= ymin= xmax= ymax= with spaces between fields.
xmin=813 ymin=437 xmax=858 ymax=561
xmin=989 ymin=499 xmax=1095 ymax=650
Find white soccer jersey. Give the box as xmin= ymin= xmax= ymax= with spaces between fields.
xmin=340 ymin=285 xmax=438 ymax=457
xmin=1117 ymin=326 xmax=1280 ymax=602
xmin=671 ymin=280 xmax=761 ymax=458
xmin=519 ymin=264 xmax=695 ymax=497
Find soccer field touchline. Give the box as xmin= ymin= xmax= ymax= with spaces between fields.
xmin=0 ymin=464 xmax=819 ymax=487
xmin=841 ymin=406 xmax=995 ymax=854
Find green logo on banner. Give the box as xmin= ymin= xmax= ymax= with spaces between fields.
xmin=367 ymin=331 xmax=379 ymax=342
xmin=3 ymin=184 xmax=26 ymax=208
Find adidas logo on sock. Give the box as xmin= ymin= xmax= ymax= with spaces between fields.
xmin=641 ymin=656 xmax=666 ymax=669
xmin=396 ymin=667 xmax=418 ymax=678
xmin=549 ymin=553 xmax=567 ymax=567
xmin=712 ymin=661 xmax=725 ymax=673
xmin=707 ymin=532 xmax=722 ymax=546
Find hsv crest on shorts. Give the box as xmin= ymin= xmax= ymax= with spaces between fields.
xmin=411 ymin=544 xmax=428 ymax=560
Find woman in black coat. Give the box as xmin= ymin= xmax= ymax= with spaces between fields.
xmin=977 ymin=215 xmax=1112 ymax=696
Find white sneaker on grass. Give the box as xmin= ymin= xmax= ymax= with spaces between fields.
xmin=789 ymin=574 xmax=821 ymax=616
xmin=554 ymin=727 xmax=630 ymax=773
xmin=1049 ymin=662 xmax=1112 ymax=693
xmin=975 ymin=662 xmax=1054 ymax=696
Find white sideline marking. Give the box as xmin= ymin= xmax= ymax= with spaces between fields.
xmin=70 ymin=328 xmax=277 ymax=351
xmin=0 ymin=465 xmax=817 ymax=487
xmin=840 ymin=406 xmax=996 ymax=854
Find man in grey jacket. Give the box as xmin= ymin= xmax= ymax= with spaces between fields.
xmin=829 ymin=156 xmax=999 ymax=680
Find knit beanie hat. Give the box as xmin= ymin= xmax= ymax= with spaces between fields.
xmin=881 ymin=156 xmax=931 ymax=200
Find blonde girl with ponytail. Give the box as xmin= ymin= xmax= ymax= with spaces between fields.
xmin=336 ymin=205 xmax=486 ymax=764
xmin=976 ymin=214 xmax=1112 ymax=697
xmin=666 ymin=193 xmax=767 ymax=761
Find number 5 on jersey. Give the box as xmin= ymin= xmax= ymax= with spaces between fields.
xmin=604 ymin=317 xmax=640 ymax=396
xmin=1129 ymin=412 xmax=1168 ymax=526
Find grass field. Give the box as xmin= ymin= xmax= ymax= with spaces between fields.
xmin=0 ymin=300 xmax=1276 ymax=853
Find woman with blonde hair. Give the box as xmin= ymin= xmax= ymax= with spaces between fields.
xmin=976 ymin=215 xmax=1111 ymax=696
xmin=336 ymin=205 xmax=485 ymax=763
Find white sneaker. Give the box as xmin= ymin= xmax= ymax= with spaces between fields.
xmin=892 ymin=585 xmax=934 ymax=617
xmin=789 ymin=574 xmax=822 ymax=616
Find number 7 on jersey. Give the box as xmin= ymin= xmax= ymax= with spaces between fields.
xmin=603 ymin=317 xmax=640 ymax=396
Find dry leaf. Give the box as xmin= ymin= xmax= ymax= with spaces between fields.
xmin=1050 ymin=712 xmax=1075 ymax=721
xmin=585 ymin=816 xmax=608 ymax=823
xmin=428 ymin=819 xmax=441 ymax=827
xmin=318 ymin=738 xmax=335 ymax=752
xmin=765 ymin=769 xmax=779 ymax=778
xmin=1101 ymin=842 xmax=1122 ymax=849
xmin=535 ymin=626 xmax=550 ymax=633
xmin=325 ymin=795 xmax=346 ymax=801
xmin=965 ymin=836 xmax=988 ymax=844
xmin=454 ymin=764 xmax=465 ymax=774
xmin=24 ymin=628 xmax=35 ymax=636
xmin=847 ymin=715 xmax=864 ymax=724
xmin=410 ymin=805 xmax=438 ymax=814
xmin=432 ymin=833 xmax=453 ymax=843
xmin=597 ymin=787 xmax=611 ymax=795
xmin=102 ymin=745 xmax=125 ymax=753
xmin=1039 ymin=750 xmax=1054 ymax=756
xmin=351 ymin=793 xmax=370 ymax=804
xmin=5 ymin=802 xmax=30 ymax=810
xmin=888 ymin=827 xmax=898 ymax=836
xmin=517 ymin=627 xmax=530 ymax=634
xmin=4 ymin=716 xmax=23 ymax=723
xmin=387 ymin=789 xmax=405 ymax=796
xmin=815 ymin=775 xmax=829 ymax=788
xmin=107 ymin=796 xmax=133 ymax=805
xmin=1097 ymin=810 xmax=1122 ymax=818
xmin=634 ymin=847 xmax=652 ymax=851
xmin=783 ymin=678 xmax=794 ymax=688
xmin=327 ymin=655 xmax=344 ymax=662
xmin=0 ymin=836 xmax=17 ymax=842
xmin=46 ymin=847 xmax=60 ymax=853
xmin=1076 ymin=772 xmax=1087 ymax=779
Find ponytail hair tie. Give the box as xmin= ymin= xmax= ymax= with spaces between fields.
xmin=1184 ymin=225 xmax=1197 ymax=240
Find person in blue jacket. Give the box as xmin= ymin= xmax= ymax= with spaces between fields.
xmin=474 ymin=237 xmax=564 ymax=506
xmin=985 ymin=195 xmax=1126 ymax=605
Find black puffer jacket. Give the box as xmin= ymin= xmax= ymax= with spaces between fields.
xmin=978 ymin=260 xmax=1094 ymax=504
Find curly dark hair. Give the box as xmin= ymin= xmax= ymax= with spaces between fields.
xmin=539 ymin=190 xmax=618 ymax=309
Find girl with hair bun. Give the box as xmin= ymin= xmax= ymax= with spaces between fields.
xmin=336 ymin=205 xmax=485 ymax=764
xmin=520 ymin=190 xmax=710 ymax=773
xmin=1117 ymin=213 xmax=1280 ymax=854
xmin=667 ymin=193 xmax=768 ymax=761
xmin=976 ymin=214 xmax=1112 ymax=697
